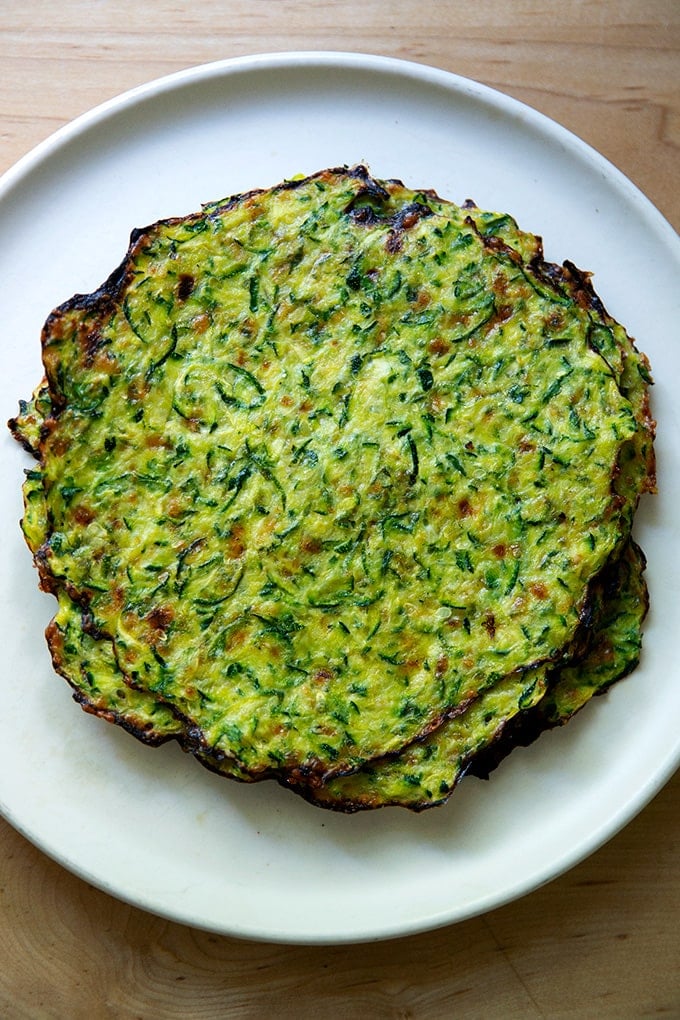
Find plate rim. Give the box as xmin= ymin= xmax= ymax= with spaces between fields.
xmin=1 ymin=49 xmax=678 ymax=945
xmin=1 ymin=49 xmax=677 ymax=240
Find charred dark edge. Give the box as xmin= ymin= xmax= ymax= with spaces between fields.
xmin=469 ymin=213 xmax=656 ymax=498
xmin=555 ymin=259 xmax=657 ymax=493
xmin=8 ymin=411 xmax=40 ymax=456
xmin=291 ymin=540 xmax=638 ymax=811
xmin=282 ymin=698 xmax=528 ymax=813
xmin=464 ymin=214 xmax=525 ymax=265
xmin=42 ymin=167 xmax=375 ymax=319
xmin=44 ymin=616 xmax=179 ymax=748
xmin=466 ymin=208 xmax=651 ymax=377
xmin=465 ymin=647 xmax=645 ymax=782
xmin=7 ymin=381 xmax=51 ymax=457
xmin=37 ymin=568 xmax=305 ymax=782
xmin=467 ymin=541 xmax=649 ymax=781
xmin=284 ymin=558 xmax=603 ymax=793
xmin=192 ymin=752 xmax=259 ymax=785
xmin=281 ymin=777 xmax=393 ymax=814
xmin=279 ymin=632 xmax=579 ymax=791
xmin=70 ymin=687 xmax=177 ymax=747
xmin=46 ymin=599 xmax=262 ymax=773
xmin=36 ymin=166 xmax=395 ymax=334
xmin=467 ymin=539 xmax=648 ymax=780
xmin=35 ymin=167 xmax=380 ymax=414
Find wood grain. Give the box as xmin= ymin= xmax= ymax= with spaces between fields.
xmin=1 ymin=2 xmax=678 ymax=1016
xmin=1 ymin=773 xmax=677 ymax=1018
xmin=1 ymin=1 xmax=678 ymax=229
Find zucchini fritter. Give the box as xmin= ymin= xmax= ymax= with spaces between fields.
xmin=9 ymin=166 xmax=653 ymax=803
xmin=295 ymin=539 xmax=648 ymax=810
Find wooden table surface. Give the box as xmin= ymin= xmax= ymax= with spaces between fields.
xmin=1 ymin=3 xmax=678 ymax=1016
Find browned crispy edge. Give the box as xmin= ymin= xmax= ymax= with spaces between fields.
xmin=285 ymin=541 xmax=648 ymax=812
xmin=8 ymin=165 xmax=654 ymax=794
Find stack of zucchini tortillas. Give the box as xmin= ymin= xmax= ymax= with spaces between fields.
xmin=10 ymin=166 xmax=655 ymax=811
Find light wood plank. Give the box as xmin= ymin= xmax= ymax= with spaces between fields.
xmin=1 ymin=2 xmax=678 ymax=1016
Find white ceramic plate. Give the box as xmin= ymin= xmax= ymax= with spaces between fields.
xmin=0 ymin=52 xmax=678 ymax=945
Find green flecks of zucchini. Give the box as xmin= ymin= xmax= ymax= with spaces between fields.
xmin=11 ymin=167 xmax=652 ymax=796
